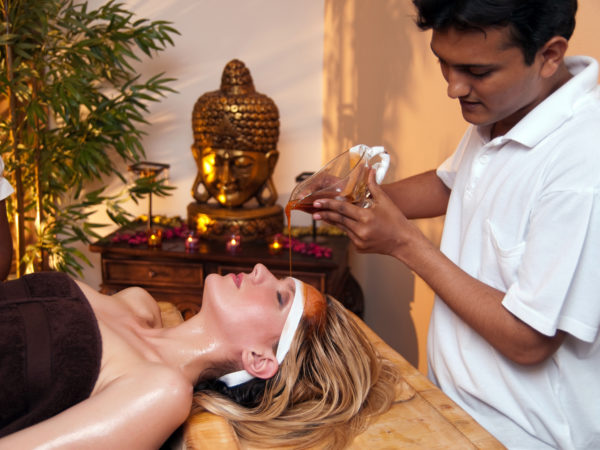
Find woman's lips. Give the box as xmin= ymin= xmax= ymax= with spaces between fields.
xmin=231 ymin=273 xmax=242 ymax=288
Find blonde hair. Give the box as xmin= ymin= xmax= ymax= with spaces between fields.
xmin=192 ymin=296 xmax=400 ymax=449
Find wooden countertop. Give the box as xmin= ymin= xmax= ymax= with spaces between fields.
xmin=348 ymin=318 xmax=504 ymax=449
xmin=159 ymin=303 xmax=504 ymax=449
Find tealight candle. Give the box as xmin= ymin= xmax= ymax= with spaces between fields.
xmin=268 ymin=236 xmax=283 ymax=255
xmin=185 ymin=232 xmax=199 ymax=251
xmin=147 ymin=229 xmax=162 ymax=248
xmin=226 ymin=234 xmax=241 ymax=254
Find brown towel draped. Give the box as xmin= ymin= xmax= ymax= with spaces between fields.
xmin=0 ymin=272 xmax=102 ymax=437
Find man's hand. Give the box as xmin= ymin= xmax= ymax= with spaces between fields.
xmin=313 ymin=170 xmax=422 ymax=259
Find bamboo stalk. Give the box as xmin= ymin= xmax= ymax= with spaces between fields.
xmin=32 ymin=77 xmax=46 ymax=272
xmin=2 ymin=0 xmax=26 ymax=277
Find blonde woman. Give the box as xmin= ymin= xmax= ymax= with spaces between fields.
xmin=0 ymin=263 xmax=398 ymax=449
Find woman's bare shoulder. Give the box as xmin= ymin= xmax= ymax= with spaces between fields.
xmin=75 ymin=280 xmax=163 ymax=328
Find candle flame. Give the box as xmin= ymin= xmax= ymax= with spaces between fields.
xmin=196 ymin=214 xmax=212 ymax=233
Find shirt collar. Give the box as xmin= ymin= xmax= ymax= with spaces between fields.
xmin=477 ymin=56 xmax=599 ymax=149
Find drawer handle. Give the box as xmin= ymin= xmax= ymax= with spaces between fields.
xmin=148 ymin=269 xmax=157 ymax=279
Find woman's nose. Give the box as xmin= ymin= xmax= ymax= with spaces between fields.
xmin=262 ymin=263 xmax=280 ymax=283
xmin=252 ymin=263 xmax=270 ymax=281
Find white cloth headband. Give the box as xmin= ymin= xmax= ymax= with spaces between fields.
xmin=218 ymin=278 xmax=305 ymax=387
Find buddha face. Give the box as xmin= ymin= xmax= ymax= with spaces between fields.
xmin=199 ymin=146 xmax=278 ymax=207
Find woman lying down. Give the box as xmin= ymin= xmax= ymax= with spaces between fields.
xmin=0 ymin=263 xmax=399 ymax=449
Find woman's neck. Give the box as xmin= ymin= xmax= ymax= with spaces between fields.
xmin=144 ymin=315 xmax=232 ymax=386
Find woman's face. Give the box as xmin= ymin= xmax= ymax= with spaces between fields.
xmin=202 ymin=264 xmax=299 ymax=350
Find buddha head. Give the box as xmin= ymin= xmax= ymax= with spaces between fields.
xmin=191 ymin=59 xmax=280 ymax=208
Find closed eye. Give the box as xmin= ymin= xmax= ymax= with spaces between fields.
xmin=467 ymin=68 xmax=492 ymax=78
xmin=277 ymin=279 xmax=296 ymax=308
xmin=277 ymin=290 xmax=291 ymax=307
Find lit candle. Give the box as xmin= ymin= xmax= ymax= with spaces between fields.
xmin=196 ymin=213 xmax=212 ymax=235
xmin=185 ymin=232 xmax=199 ymax=251
xmin=147 ymin=229 xmax=162 ymax=247
xmin=268 ymin=236 xmax=283 ymax=255
xmin=226 ymin=234 xmax=241 ymax=253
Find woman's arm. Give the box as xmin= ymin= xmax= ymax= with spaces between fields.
xmin=0 ymin=364 xmax=192 ymax=450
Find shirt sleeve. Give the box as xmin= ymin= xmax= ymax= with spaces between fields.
xmin=502 ymin=186 xmax=600 ymax=343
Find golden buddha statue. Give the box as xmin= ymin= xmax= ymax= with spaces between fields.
xmin=187 ymin=59 xmax=284 ymax=241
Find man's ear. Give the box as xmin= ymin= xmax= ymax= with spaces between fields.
xmin=241 ymin=348 xmax=279 ymax=380
xmin=538 ymin=36 xmax=569 ymax=78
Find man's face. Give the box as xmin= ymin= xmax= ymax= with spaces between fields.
xmin=431 ymin=26 xmax=547 ymax=137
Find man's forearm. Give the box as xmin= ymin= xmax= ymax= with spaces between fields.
xmin=393 ymin=229 xmax=565 ymax=364
xmin=382 ymin=170 xmax=450 ymax=219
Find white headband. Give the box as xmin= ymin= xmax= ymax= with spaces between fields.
xmin=218 ymin=278 xmax=305 ymax=387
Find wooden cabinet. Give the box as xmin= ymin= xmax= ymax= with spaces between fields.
xmin=90 ymin=227 xmax=364 ymax=319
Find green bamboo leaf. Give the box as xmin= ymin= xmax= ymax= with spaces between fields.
xmin=2 ymin=0 xmax=178 ymax=275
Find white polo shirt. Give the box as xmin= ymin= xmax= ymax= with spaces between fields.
xmin=428 ymin=56 xmax=600 ymax=449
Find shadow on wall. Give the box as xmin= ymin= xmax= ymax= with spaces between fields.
xmin=323 ymin=0 xmax=417 ymax=162
xmin=323 ymin=0 xmax=420 ymax=365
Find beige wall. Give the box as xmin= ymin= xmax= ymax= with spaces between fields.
xmin=324 ymin=0 xmax=600 ymax=373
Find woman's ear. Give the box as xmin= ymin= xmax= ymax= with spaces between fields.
xmin=538 ymin=36 xmax=569 ymax=78
xmin=242 ymin=348 xmax=279 ymax=380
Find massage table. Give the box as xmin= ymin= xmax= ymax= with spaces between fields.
xmin=159 ymin=302 xmax=504 ymax=449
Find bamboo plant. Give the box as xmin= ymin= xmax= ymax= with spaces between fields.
xmin=0 ymin=0 xmax=178 ymax=276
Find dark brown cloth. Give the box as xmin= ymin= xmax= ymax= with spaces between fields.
xmin=0 ymin=272 xmax=102 ymax=437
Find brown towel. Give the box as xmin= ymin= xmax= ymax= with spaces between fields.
xmin=0 ymin=272 xmax=102 ymax=437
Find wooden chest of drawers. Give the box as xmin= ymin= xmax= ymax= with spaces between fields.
xmin=90 ymin=227 xmax=364 ymax=319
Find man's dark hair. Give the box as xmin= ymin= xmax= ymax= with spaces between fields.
xmin=412 ymin=0 xmax=578 ymax=64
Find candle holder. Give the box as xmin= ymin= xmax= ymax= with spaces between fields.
xmin=226 ymin=233 xmax=242 ymax=254
xmin=128 ymin=161 xmax=170 ymax=248
xmin=268 ymin=234 xmax=283 ymax=255
xmin=185 ymin=231 xmax=200 ymax=252
xmin=146 ymin=228 xmax=163 ymax=248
